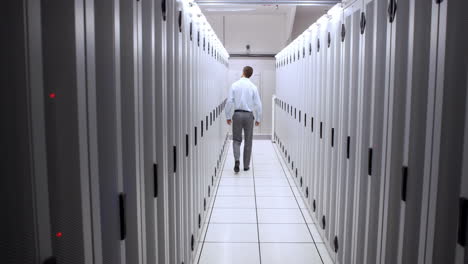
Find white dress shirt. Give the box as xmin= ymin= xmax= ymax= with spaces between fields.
xmin=225 ymin=77 xmax=263 ymax=122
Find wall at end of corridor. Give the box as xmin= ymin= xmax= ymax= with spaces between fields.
xmin=227 ymin=58 xmax=276 ymax=136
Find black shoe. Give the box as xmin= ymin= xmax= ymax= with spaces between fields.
xmin=234 ymin=161 xmax=240 ymax=173
xmin=244 ymin=167 xmax=250 ymax=171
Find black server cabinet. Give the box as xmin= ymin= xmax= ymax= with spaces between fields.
xmin=2 ymin=1 xmax=53 ymax=263
xmin=41 ymin=0 xmax=103 ymax=263
xmin=420 ymin=1 xmax=468 ymax=263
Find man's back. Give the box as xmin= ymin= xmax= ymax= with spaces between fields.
xmin=226 ymin=77 xmax=262 ymax=122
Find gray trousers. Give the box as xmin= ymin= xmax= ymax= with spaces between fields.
xmin=232 ymin=111 xmax=254 ymax=167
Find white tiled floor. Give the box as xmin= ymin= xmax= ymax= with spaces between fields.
xmin=197 ymin=140 xmax=333 ymax=264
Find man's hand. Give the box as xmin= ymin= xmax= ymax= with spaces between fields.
xmin=255 ymin=121 xmax=260 ymax=126
xmin=227 ymin=120 xmax=232 ymax=125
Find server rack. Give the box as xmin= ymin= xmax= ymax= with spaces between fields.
xmin=6 ymin=0 xmax=229 ymax=263
xmin=419 ymin=1 xmax=468 ymax=263
xmin=274 ymin=1 xmax=468 ymax=264
xmin=2 ymin=1 xmax=53 ymax=263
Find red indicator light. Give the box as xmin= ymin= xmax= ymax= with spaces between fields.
xmin=56 ymin=232 xmax=62 ymax=238
xmin=49 ymin=93 xmax=56 ymax=99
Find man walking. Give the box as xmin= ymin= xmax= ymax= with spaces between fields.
xmin=226 ymin=66 xmax=263 ymax=173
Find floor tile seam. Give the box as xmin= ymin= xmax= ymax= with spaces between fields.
xmin=203 ymin=240 xmax=316 ymax=243
xmin=212 ymin=207 xmax=301 ymax=209
xmin=206 ymin=222 xmax=312 ymax=225
xmin=271 ymin=141 xmax=326 ymax=264
xmin=196 ymin=142 xmax=230 ymax=264
xmin=204 ymin=222 xmax=258 ymax=225
xmin=216 ymin=195 xmax=256 ymax=197
xmin=221 ymin=182 xmax=290 ymax=184
xmin=216 ymin=195 xmax=296 ymax=197
xmin=202 ymin=241 xmax=318 ymax=244
xmin=251 ymin=152 xmax=263 ymax=264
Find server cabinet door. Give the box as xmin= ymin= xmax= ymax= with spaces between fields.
xmin=165 ymin=0 xmax=178 ymax=261
xmin=338 ymin=2 xmax=363 ymax=263
xmin=317 ymin=23 xmax=329 ymax=232
xmin=180 ymin=4 xmax=192 ymax=263
xmin=305 ymin=34 xmax=315 ymax=211
xmin=310 ymin=26 xmax=321 ymax=220
xmin=349 ymin=0 xmax=387 ymax=263
xmin=172 ymin=1 xmax=185 ymax=262
xmin=348 ymin=1 xmax=388 ymax=264
xmin=3 ymin=1 xmax=52 ymax=263
xmin=155 ymin=0 xmax=171 ymax=262
xmin=141 ymin=0 xmax=162 ymax=263
xmin=458 ymin=77 xmax=468 ymax=264
xmin=327 ymin=9 xmax=343 ymax=254
xmin=118 ymin=0 xmax=146 ymax=262
xmin=94 ymin=0 xmax=127 ymax=263
xmin=42 ymin=0 xmax=103 ymax=263
xmin=378 ymin=0 xmax=419 ymax=261
xmin=322 ymin=17 xmax=336 ymax=245
xmin=420 ymin=1 xmax=468 ymax=263
xmin=392 ymin=1 xmax=432 ymax=264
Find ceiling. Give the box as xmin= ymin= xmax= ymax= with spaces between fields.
xmin=200 ymin=4 xmax=294 ymax=16
xmin=195 ymin=0 xmax=340 ymax=5
xmin=196 ymin=0 xmax=339 ymax=54
xmin=290 ymin=5 xmax=330 ymax=40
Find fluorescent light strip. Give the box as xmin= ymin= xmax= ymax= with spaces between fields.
xmin=196 ymin=1 xmax=340 ymax=6
xmin=205 ymin=7 xmax=258 ymax=11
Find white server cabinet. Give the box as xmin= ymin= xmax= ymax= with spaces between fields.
xmin=325 ymin=7 xmax=342 ymax=251
xmin=180 ymin=3 xmax=191 ymax=263
xmin=168 ymin=2 xmax=230 ymax=263
xmin=117 ymin=0 xmax=147 ymax=262
xmin=350 ymin=0 xmax=388 ymax=263
xmin=392 ymin=1 xmax=432 ymax=262
xmin=165 ymin=0 xmax=179 ymax=262
xmin=155 ymin=0 xmax=171 ymax=263
xmin=141 ymin=0 xmax=168 ymax=263
xmin=275 ymin=1 xmax=468 ymax=264
xmin=339 ymin=2 xmax=362 ymax=263
xmin=376 ymin=0 xmax=433 ymax=263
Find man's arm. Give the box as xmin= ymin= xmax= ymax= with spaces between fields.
xmin=225 ymin=85 xmax=235 ymax=125
xmin=253 ymin=87 xmax=262 ymax=125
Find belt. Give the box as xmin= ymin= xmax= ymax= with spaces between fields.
xmin=235 ymin=110 xmax=252 ymax=113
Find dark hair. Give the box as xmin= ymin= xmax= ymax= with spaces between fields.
xmin=243 ymin=66 xmax=253 ymax=78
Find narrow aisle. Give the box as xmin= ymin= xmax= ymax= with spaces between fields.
xmin=197 ymin=140 xmax=333 ymax=264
